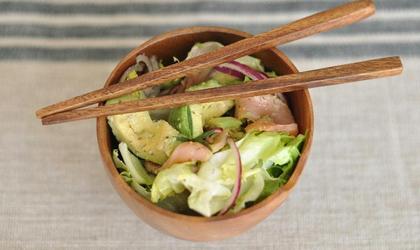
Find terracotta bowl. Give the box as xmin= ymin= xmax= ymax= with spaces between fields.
xmin=97 ymin=26 xmax=314 ymax=241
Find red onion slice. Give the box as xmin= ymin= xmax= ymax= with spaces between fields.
xmin=214 ymin=66 xmax=245 ymax=79
xmin=222 ymin=61 xmax=268 ymax=80
xmin=219 ymin=137 xmax=242 ymax=215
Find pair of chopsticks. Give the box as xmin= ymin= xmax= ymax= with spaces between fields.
xmin=36 ymin=0 xmax=403 ymax=125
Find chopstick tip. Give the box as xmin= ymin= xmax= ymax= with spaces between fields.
xmin=35 ymin=109 xmax=44 ymax=119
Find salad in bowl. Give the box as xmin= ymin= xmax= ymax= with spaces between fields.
xmin=107 ymin=41 xmax=305 ymax=217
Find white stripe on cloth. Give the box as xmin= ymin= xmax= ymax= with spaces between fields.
xmin=0 ymin=11 xmax=419 ymax=27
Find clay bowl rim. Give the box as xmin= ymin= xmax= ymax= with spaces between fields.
xmin=96 ymin=26 xmax=314 ymax=223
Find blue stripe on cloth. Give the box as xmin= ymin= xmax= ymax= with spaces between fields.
xmin=0 ymin=21 xmax=418 ymax=38
xmin=0 ymin=44 xmax=416 ymax=61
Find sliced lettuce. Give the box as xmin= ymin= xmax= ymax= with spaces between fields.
xmin=266 ymin=71 xmax=278 ymax=78
xmin=259 ymin=134 xmax=305 ymax=199
xmin=128 ymin=131 xmax=304 ymax=216
xmin=121 ymin=166 xmax=190 ymax=213
xmin=228 ymin=132 xmax=294 ymax=172
xmin=156 ymin=192 xmax=190 ymax=214
xmin=186 ymin=42 xmax=224 ymax=60
xmin=263 ymin=134 xmax=305 ymax=173
xmin=119 ymin=171 xmax=132 ymax=182
xmin=181 ymin=173 xmax=231 ymax=217
xmin=118 ymin=142 xmax=154 ymax=186
xmin=151 ymin=163 xmax=194 ymax=202
xmin=112 ymin=149 xmax=127 ymax=171
xmin=151 ymin=162 xmax=231 ymax=217
xmin=127 ymin=70 xmax=138 ymax=80
xmin=116 ymin=170 xmax=151 ymax=199
xmin=232 ymin=169 xmax=265 ymax=213
xmin=131 ymin=180 xmax=152 ymax=199
xmin=198 ymin=131 xmax=305 ymax=213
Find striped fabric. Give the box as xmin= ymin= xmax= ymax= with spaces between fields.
xmin=0 ymin=0 xmax=419 ymax=60
xmin=1 ymin=1 xmax=419 ymax=249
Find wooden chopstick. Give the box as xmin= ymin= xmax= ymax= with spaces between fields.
xmin=36 ymin=0 xmax=375 ymax=119
xmin=41 ymin=57 xmax=403 ymax=125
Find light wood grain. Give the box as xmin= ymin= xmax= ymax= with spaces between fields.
xmin=36 ymin=0 xmax=375 ymax=118
xmin=96 ymin=26 xmax=314 ymax=241
xmin=42 ymin=56 xmax=402 ymax=125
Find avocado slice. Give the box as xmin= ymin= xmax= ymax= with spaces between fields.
xmin=205 ymin=117 xmax=242 ymax=130
xmin=107 ymin=91 xmax=179 ymax=165
xmin=168 ymin=79 xmax=234 ymax=138
xmin=205 ymin=116 xmax=245 ymax=140
xmin=168 ymin=105 xmax=203 ymax=139
xmin=186 ymin=80 xmax=234 ymax=123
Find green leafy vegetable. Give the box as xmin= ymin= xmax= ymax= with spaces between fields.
xmin=265 ymin=71 xmax=278 ymax=78
xmin=119 ymin=167 xmax=189 ymax=213
xmin=151 ymin=163 xmax=194 ymax=202
xmin=131 ymin=181 xmax=152 ymax=199
xmin=198 ymin=131 xmax=305 ymax=213
xmin=118 ymin=142 xmax=154 ymax=186
xmin=156 ymin=192 xmax=190 ymax=214
xmin=151 ymin=162 xmax=231 ymax=217
xmin=119 ymin=171 xmax=132 ymax=182
xmin=186 ymin=42 xmax=224 ymax=60
xmin=112 ymin=149 xmax=127 ymax=171
xmin=232 ymin=169 xmax=264 ymax=213
xmin=243 ymin=76 xmax=252 ymax=83
xmin=127 ymin=70 xmax=138 ymax=80
xmin=259 ymin=134 xmax=305 ymax=199
xmin=181 ymin=172 xmax=231 ymax=217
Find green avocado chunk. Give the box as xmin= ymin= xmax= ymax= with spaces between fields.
xmin=205 ymin=117 xmax=242 ymax=130
xmin=168 ymin=105 xmax=203 ymax=139
xmin=187 ymin=80 xmax=235 ymax=123
xmin=106 ymin=91 xmax=180 ymax=165
xmin=168 ymin=79 xmax=234 ymax=138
